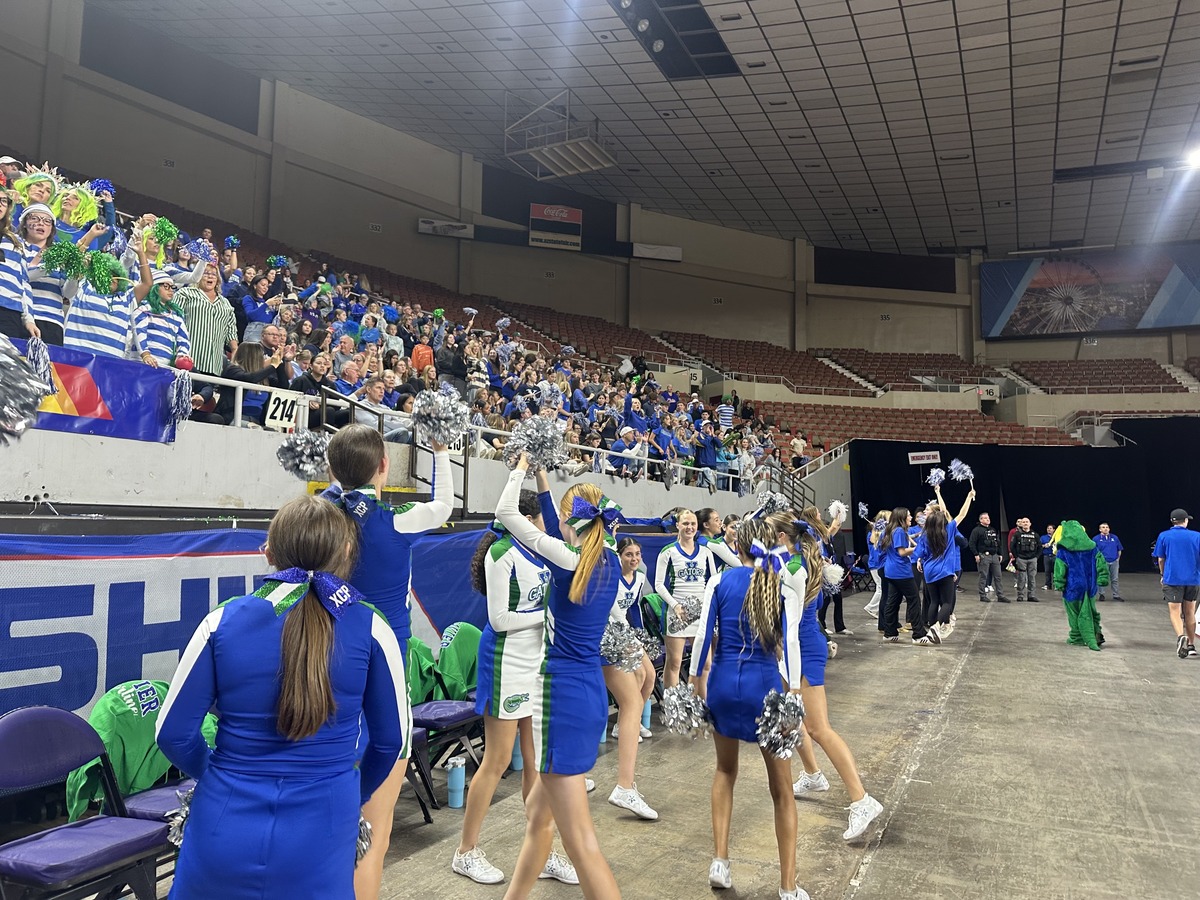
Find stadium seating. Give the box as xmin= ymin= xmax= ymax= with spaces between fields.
xmin=496 ymin=302 xmax=678 ymax=365
xmin=662 ymin=332 xmax=870 ymax=396
xmin=757 ymin=401 xmax=1081 ymax=450
xmin=812 ymin=348 xmax=998 ymax=390
xmin=1010 ymin=359 xmax=1186 ymax=394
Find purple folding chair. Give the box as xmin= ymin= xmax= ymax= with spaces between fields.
xmin=409 ymin=670 xmax=485 ymax=806
xmin=0 ymin=707 xmax=170 ymax=900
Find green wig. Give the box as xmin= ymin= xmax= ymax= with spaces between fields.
xmin=49 ymin=183 xmax=98 ymax=228
xmin=12 ymin=172 xmax=59 ymax=205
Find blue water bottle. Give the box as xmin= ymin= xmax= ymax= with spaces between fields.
xmin=642 ymin=698 xmax=652 ymax=732
xmin=510 ymin=734 xmax=524 ymax=772
xmin=446 ymin=757 xmax=466 ymax=809
xmin=599 ymin=719 xmax=608 ymax=744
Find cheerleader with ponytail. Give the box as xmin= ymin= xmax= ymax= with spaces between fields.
xmin=453 ymin=470 xmax=579 ymax=886
xmin=766 ymin=513 xmax=884 ymax=842
xmin=319 ymin=425 xmax=453 ymax=900
xmin=494 ymin=455 xmax=622 ymax=899
xmin=690 ymin=518 xmax=808 ymax=899
xmin=864 ymin=510 xmax=888 ymax=623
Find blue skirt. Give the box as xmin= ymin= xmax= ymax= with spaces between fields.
xmin=170 ymin=764 xmax=358 ymax=900
xmin=707 ymin=657 xmax=785 ymax=744
xmin=799 ymin=621 xmax=829 ymax=687
xmin=530 ymin=667 xmax=606 ymax=775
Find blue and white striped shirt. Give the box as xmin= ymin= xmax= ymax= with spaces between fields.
xmin=65 ymin=285 xmax=134 ymax=358
xmin=24 ymin=245 xmax=70 ymax=328
xmin=133 ymin=305 xmax=191 ymax=365
xmin=0 ymin=237 xmax=32 ymax=321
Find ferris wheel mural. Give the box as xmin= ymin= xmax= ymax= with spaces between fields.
xmin=980 ymin=246 xmax=1200 ymax=339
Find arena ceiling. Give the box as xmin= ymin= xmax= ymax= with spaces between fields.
xmin=91 ymin=0 xmax=1200 ymax=256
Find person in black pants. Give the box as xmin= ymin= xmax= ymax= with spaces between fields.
xmin=879 ymin=507 xmax=935 ymax=645
xmin=968 ymin=512 xmax=1009 ymax=603
xmin=914 ymin=484 xmax=975 ymax=640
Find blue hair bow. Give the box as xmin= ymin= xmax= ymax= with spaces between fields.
xmin=321 ymin=484 xmax=373 ymax=523
xmin=749 ymin=539 xmax=790 ymax=572
xmin=567 ymin=495 xmax=622 ymax=532
xmin=487 ymin=519 xmax=507 ymax=539
xmin=264 ymin=567 xmax=364 ymax=620
xmin=792 ymin=519 xmax=817 ymax=538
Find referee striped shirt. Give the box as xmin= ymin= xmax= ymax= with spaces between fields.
xmin=0 ymin=237 xmax=32 ymax=321
xmin=25 ymin=247 xmax=70 ymax=328
xmin=133 ymin=305 xmax=191 ymax=365
xmin=64 ymin=285 xmax=133 ymax=358
xmin=177 ymin=286 xmax=236 ymax=376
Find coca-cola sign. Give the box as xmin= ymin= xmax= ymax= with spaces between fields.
xmin=530 ymin=203 xmax=583 ymax=225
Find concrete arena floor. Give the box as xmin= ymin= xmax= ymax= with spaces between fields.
xmin=381 ymin=572 xmax=1199 ymax=900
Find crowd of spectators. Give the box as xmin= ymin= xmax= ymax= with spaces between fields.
xmin=0 ymin=154 xmax=818 ymax=491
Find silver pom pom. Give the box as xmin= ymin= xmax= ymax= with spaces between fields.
xmin=0 ymin=336 xmax=49 ymax=447
xmin=504 ymin=415 xmax=568 ymax=473
xmin=857 ymin=501 xmax=870 ymax=521
xmin=668 ymin=596 xmax=702 ymax=633
xmin=536 ymin=379 xmax=562 ymax=411
xmin=167 ymin=786 xmax=194 ymax=848
xmin=276 ymin=431 xmax=330 ymax=481
xmin=355 ymin=815 xmax=373 ymax=866
xmin=412 ymin=389 xmax=470 ymax=446
xmin=462 ymin=306 xmax=478 ymax=317
xmin=600 ymin=622 xmax=645 ymax=672
xmin=926 ymin=467 xmax=945 ymax=487
xmin=560 ymin=345 xmax=576 ymax=356
xmin=827 ymin=499 xmax=848 ymax=523
xmin=756 ymin=689 xmax=806 ymax=759
xmin=660 ymin=682 xmax=710 ymax=738
xmin=632 ymin=627 xmax=663 ymax=661
xmin=822 ymin=562 xmax=845 ymax=593
xmin=750 ymin=490 xmax=790 ymax=519
xmin=495 ymin=317 xmax=511 ymax=330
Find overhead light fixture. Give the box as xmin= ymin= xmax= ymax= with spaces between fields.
xmin=1187 ymin=146 xmax=1200 ymax=169
xmin=652 ymin=39 xmax=664 ymax=52
xmin=636 ymin=18 xmax=650 ymax=32
xmin=620 ymin=0 xmax=633 ymax=7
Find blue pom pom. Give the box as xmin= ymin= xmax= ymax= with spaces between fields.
xmin=224 ymin=235 xmax=240 ymax=249
xmin=948 ymin=458 xmax=974 ymax=482
xmin=89 ymin=179 xmax=115 ymax=199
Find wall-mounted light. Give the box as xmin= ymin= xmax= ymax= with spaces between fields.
xmin=636 ymin=18 xmax=650 ymax=32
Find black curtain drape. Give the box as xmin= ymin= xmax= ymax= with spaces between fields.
xmin=845 ymin=430 xmax=1189 ymax=573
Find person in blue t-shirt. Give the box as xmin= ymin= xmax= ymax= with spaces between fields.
xmin=879 ymin=507 xmax=935 ymax=645
xmin=1153 ymin=508 xmax=1200 ymax=659
xmin=1040 ymin=524 xmax=1056 ymax=589
xmin=914 ymin=484 xmax=975 ymax=640
xmin=1092 ymin=523 xmax=1123 ymax=601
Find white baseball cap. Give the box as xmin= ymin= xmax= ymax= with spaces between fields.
xmin=619 ymin=426 xmax=634 ymax=437
xmin=0 ymin=156 xmax=20 ymax=165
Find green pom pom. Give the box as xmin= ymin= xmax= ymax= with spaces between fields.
xmin=40 ymin=240 xmax=87 ymax=279
xmin=317 ymin=283 xmax=332 ymax=295
xmin=433 ymin=308 xmax=445 ymax=319
xmin=152 ymin=217 xmax=179 ymax=247
xmin=85 ymin=253 xmax=129 ymax=296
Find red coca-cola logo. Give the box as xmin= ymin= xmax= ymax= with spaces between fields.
xmin=542 ymin=206 xmax=570 ymax=218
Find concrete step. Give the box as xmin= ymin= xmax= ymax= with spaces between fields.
xmin=816 ymin=357 xmax=883 ymax=395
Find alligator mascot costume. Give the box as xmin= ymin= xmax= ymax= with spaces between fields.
xmin=1052 ymin=519 xmax=1110 ymax=651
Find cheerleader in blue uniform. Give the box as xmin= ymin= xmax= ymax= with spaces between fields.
xmin=495 ymin=455 xmax=622 ymax=899
xmin=318 ymin=425 xmax=453 ymax=900
xmin=766 ymin=513 xmax=884 ymax=842
xmin=157 ymin=495 xmax=408 ymax=900
xmin=453 ymin=471 xmax=578 ymax=886
xmin=689 ymin=518 xmax=809 ymax=900
xmin=697 ymin=506 xmax=742 ymax=571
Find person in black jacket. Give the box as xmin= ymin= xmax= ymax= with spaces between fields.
xmin=968 ymin=512 xmax=1010 ymax=602
xmin=1009 ymin=517 xmax=1042 ymax=603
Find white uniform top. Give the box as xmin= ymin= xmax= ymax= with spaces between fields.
xmin=485 ymin=535 xmax=549 ymax=634
xmin=656 ymin=540 xmax=716 ymax=637
xmin=609 ymin=569 xmax=648 ymax=625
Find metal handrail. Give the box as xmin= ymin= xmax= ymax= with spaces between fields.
xmin=1037 ymin=383 xmax=1190 ymax=395
xmin=722 ymin=371 xmax=877 ymax=398
xmin=188 ymin=370 xmax=306 ymax=431
xmin=467 ymin=423 xmax=757 ymax=493
xmin=611 ymin=345 xmax=702 ymax=370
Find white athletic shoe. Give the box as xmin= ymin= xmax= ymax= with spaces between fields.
xmin=640 ymin=724 xmax=653 ymax=738
xmin=780 ymin=889 xmax=812 ymax=900
xmin=792 ymin=770 xmax=831 ymax=797
xmin=708 ymin=858 xmax=732 ymax=889
xmin=538 ymin=850 xmax=579 ymax=884
xmin=843 ymin=794 xmax=883 ymax=841
xmin=452 ymin=846 xmax=504 ymax=884
xmin=585 ymin=777 xmax=596 ymax=793
xmin=939 ymin=621 xmax=955 ymax=639
xmin=608 ymin=783 xmax=659 ymax=820
xmin=611 ymin=722 xmax=643 ymax=743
